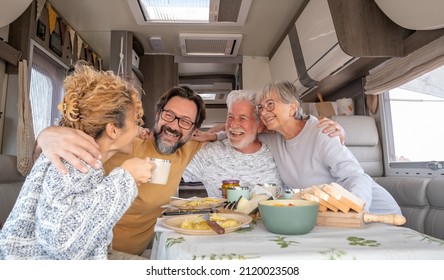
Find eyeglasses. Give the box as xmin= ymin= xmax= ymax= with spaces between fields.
xmin=255 ymin=99 xmax=276 ymax=114
xmin=160 ymin=109 xmax=195 ymax=130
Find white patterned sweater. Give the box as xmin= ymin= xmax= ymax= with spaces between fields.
xmin=183 ymin=139 xmax=283 ymax=197
xmin=0 ymin=155 xmax=137 ymax=260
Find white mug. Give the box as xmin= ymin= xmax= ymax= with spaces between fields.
xmin=149 ymin=158 xmax=171 ymax=185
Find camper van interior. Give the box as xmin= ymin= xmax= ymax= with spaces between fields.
xmin=1 ymin=0 xmax=444 ymax=264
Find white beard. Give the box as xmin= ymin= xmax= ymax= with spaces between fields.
xmin=228 ymin=131 xmax=257 ymax=150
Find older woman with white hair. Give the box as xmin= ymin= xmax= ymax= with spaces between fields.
xmin=255 ymin=80 xmax=401 ymax=214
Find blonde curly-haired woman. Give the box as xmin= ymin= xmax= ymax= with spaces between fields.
xmin=0 ymin=62 xmax=154 ymax=259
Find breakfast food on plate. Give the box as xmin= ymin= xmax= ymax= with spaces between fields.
xmin=180 ymin=214 xmax=240 ymax=230
xmin=183 ymin=197 xmax=222 ymax=207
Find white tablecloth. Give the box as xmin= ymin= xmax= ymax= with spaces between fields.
xmin=151 ymin=218 xmax=444 ymax=260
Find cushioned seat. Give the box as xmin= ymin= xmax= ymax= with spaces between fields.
xmin=425 ymin=178 xmax=444 ymax=240
xmin=331 ymin=115 xmax=383 ymax=177
xmin=330 ymin=115 xmax=444 ymax=240
xmin=331 ymin=115 xmax=433 ymax=235
xmin=374 ymin=177 xmax=430 ymax=233
xmin=0 ymin=154 xmax=25 ymax=226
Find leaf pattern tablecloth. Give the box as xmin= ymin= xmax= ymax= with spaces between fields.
xmin=151 ymin=219 xmax=444 ymax=260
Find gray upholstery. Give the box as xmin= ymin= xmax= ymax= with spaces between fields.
xmin=0 ymin=154 xmax=25 ymax=225
xmin=330 ymin=115 xmax=444 ymax=240
xmin=374 ymin=177 xmax=430 ymax=233
xmin=331 ymin=115 xmax=383 ymax=177
xmin=425 ymin=178 xmax=444 ymax=240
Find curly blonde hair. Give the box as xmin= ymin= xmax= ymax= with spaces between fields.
xmin=58 ymin=61 xmax=143 ymax=139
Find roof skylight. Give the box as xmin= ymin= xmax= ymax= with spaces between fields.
xmin=138 ymin=0 xmax=215 ymax=23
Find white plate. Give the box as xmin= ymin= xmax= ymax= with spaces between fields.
xmin=161 ymin=213 xmax=252 ymax=235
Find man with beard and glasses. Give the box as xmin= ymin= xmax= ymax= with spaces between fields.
xmin=35 ymin=86 xmax=344 ymax=258
xmin=183 ymin=90 xmax=284 ymax=197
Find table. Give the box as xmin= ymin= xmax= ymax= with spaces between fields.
xmin=151 ymin=218 xmax=444 ymax=260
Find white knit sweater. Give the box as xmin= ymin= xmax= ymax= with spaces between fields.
xmin=0 ymin=155 xmax=137 ymax=260
xmin=183 ymin=139 xmax=283 ymax=197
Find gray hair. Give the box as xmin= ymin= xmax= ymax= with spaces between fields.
xmin=226 ymin=90 xmax=260 ymax=121
xmin=256 ymin=80 xmax=308 ymax=120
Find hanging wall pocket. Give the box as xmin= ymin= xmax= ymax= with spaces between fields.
xmin=49 ymin=32 xmax=62 ymax=57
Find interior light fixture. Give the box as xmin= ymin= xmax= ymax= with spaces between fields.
xmin=198 ymin=93 xmax=217 ymax=100
xmin=138 ymin=0 xmax=213 ymax=23
xmin=128 ymin=0 xmax=251 ymax=25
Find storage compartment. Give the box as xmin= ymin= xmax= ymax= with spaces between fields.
xmin=295 ymin=0 xmax=352 ymax=82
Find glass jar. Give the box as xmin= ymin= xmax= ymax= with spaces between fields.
xmin=220 ymin=180 xmax=240 ymax=198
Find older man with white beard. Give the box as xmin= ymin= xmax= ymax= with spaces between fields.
xmin=183 ymin=90 xmax=284 ymax=197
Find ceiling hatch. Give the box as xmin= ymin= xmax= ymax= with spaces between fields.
xmin=128 ymin=0 xmax=252 ymax=25
xmin=179 ymin=33 xmax=242 ymax=56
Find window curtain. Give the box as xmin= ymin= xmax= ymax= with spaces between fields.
xmin=29 ymin=48 xmax=65 ymax=136
xmin=17 ymin=59 xmax=35 ymax=176
xmin=364 ymin=35 xmax=444 ymax=95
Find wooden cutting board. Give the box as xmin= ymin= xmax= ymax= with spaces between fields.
xmin=316 ymin=211 xmax=406 ymax=228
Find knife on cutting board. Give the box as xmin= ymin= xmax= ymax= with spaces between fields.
xmin=316 ymin=211 xmax=406 ymax=228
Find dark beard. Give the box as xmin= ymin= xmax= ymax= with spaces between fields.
xmin=153 ymin=125 xmax=187 ymax=154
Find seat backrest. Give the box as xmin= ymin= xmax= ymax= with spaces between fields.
xmin=0 ymin=154 xmax=25 ymax=225
xmin=374 ymin=176 xmax=430 ymax=233
xmin=331 ymin=115 xmax=384 ymax=177
xmin=425 ymin=178 xmax=444 ymax=240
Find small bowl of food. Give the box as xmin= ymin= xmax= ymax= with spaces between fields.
xmin=258 ymin=199 xmax=319 ymax=235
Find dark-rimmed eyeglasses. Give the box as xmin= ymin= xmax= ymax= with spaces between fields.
xmin=255 ymin=99 xmax=276 ymax=114
xmin=160 ymin=109 xmax=195 ymax=130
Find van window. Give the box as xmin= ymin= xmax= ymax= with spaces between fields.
xmin=382 ymin=65 xmax=444 ymax=176
xmin=29 ymin=47 xmax=65 ymax=137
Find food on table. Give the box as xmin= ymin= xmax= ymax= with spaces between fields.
xmin=180 ymin=214 xmax=240 ymax=230
xmin=183 ymin=197 xmax=222 ymax=207
xmin=273 ymin=203 xmax=296 ymax=206
xmin=235 ymin=194 xmax=271 ymax=214
xmin=301 ymin=182 xmax=365 ymax=213
xmin=321 ymin=182 xmax=366 ymax=212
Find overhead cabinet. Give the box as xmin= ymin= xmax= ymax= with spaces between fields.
xmin=269 ymin=0 xmax=353 ymax=98
xmin=269 ymin=35 xmax=298 ymax=83
xmin=295 ymin=0 xmax=352 ymax=84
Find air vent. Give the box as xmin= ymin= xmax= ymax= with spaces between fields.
xmin=179 ymin=33 xmax=242 ymax=57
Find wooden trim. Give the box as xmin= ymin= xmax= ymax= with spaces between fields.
xmin=328 ymin=0 xmax=409 ymax=57
xmin=0 ymin=40 xmax=21 ymax=66
xmin=403 ymin=29 xmax=444 ymax=56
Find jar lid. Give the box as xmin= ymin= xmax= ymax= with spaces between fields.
xmin=222 ymin=180 xmax=240 ymax=184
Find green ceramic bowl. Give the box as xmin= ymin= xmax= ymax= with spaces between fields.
xmin=258 ymin=199 xmax=319 ymax=235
